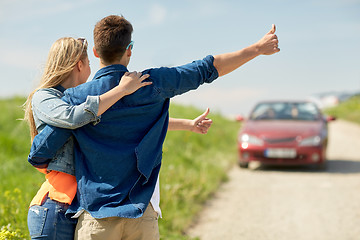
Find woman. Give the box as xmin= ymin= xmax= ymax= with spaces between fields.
xmin=24 ymin=37 xmax=212 ymax=239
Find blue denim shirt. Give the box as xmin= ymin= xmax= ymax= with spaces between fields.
xmin=31 ymin=86 xmax=100 ymax=175
xmin=28 ymin=55 xmax=219 ymax=219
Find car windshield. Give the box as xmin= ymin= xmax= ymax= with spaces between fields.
xmin=249 ymin=102 xmax=321 ymax=121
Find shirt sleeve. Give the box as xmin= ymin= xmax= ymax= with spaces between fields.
xmin=143 ymin=55 xmax=219 ymax=99
xmin=32 ymin=88 xmax=100 ymax=130
xmin=28 ymin=125 xmax=72 ymax=167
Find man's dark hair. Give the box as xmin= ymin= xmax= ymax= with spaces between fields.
xmin=93 ymin=15 xmax=133 ymax=64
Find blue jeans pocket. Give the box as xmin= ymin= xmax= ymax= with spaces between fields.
xmin=27 ymin=205 xmax=48 ymax=238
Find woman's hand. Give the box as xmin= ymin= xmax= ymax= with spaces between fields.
xmin=167 ymin=108 xmax=213 ymax=134
xmin=191 ymin=108 xmax=213 ymax=134
xmin=97 ymin=71 xmax=152 ymax=116
xmin=118 ymin=71 xmax=152 ymax=96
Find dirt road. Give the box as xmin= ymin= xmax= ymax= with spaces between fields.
xmin=187 ymin=120 xmax=360 ymax=240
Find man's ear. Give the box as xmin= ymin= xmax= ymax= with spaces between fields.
xmin=93 ymin=46 xmax=100 ymax=58
xmin=127 ymin=48 xmax=132 ymax=57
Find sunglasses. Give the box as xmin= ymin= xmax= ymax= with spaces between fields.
xmin=77 ymin=38 xmax=88 ymax=47
xmin=77 ymin=37 xmax=88 ymax=55
xmin=126 ymin=41 xmax=134 ymax=50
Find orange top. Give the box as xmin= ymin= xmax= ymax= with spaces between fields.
xmin=30 ymin=170 xmax=77 ymax=206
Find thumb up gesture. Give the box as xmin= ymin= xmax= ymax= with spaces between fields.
xmin=256 ymin=24 xmax=280 ymax=55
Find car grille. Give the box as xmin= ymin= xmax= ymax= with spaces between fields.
xmin=263 ymin=137 xmax=297 ymax=144
xmin=253 ymin=152 xmax=307 ymax=161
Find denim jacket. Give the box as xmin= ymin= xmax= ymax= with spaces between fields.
xmin=28 ymin=55 xmax=219 ymax=218
xmin=31 ymin=86 xmax=100 ymax=175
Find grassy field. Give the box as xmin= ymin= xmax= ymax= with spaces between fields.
xmin=0 ymin=97 xmax=43 ymax=239
xmin=324 ymin=95 xmax=360 ymax=125
xmin=0 ymin=97 xmax=239 ymax=239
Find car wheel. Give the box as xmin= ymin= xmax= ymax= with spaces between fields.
xmin=317 ymin=161 xmax=327 ymax=171
xmin=239 ymin=162 xmax=249 ymax=168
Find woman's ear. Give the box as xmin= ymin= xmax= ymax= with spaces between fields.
xmin=76 ymin=60 xmax=83 ymax=71
xmin=93 ymin=46 xmax=100 ymax=58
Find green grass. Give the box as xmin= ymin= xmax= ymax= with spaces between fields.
xmin=0 ymin=97 xmax=239 ymax=239
xmin=160 ymin=105 xmax=238 ymax=239
xmin=324 ymin=95 xmax=360 ymax=125
xmin=0 ymin=97 xmax=43 ymax=239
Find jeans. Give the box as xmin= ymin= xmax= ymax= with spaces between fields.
xmin=27 ymin=197 xmax=77 ymax=240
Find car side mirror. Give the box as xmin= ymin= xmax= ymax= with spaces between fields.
xmin=326 ymin=115 xmax=336 ymax=122
xmin=235 ymin=115 xmax=244 ymax=122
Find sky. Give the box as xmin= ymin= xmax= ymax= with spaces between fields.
xmin=0 ymin=0 xmax=359 ymax=116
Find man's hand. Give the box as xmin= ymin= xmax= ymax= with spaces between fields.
xmin=191 ymin=108 xmax=213 ymax=134
xmin=256 ymin=24 xmax=280 ymax=55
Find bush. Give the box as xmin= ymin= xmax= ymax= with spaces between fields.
xmin=0 ymin=224 xmax=25 ymax=240
xmin=324 ymin=95 xmax=360 ymax=125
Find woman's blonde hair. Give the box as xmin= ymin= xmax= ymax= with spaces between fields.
xmin=24 ymin=37 xmax=88 ymax=142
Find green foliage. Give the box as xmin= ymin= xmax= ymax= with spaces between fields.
xmin=0 ymin=224 xmax=26 ymax=240
xmin=0 ymin=98 xmax=239 ymax=239
xmin=324 ymin=95 xmax=360 ymax=125
xmin=1 ymin=189 xmax=24 ymax=228
xmin=0 ymin=97 xmax=43 ymax=239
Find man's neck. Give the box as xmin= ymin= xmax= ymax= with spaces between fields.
xmin=99 ymin=58 xmax=128 ymax=69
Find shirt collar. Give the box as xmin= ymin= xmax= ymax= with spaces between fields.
xmin=54 ymin=85 xmax=66 ymax=93
xmin=94 ymin=64 xmax=128 ymax=80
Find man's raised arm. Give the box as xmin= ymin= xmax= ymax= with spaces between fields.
xmin=213 ymin=24 xmax=279 ymax=77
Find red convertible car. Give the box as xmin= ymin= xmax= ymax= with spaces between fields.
xmin=237 ymin=101 xmax=335 ymax=169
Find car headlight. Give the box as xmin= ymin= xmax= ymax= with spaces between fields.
xmin=239 ymin=134 xmax=264 ymax=146
xmin=299 ymin=136 xmax=321 ymax=146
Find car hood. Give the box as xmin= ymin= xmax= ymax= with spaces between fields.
xmin=241 ymin=120 xmax=323 ymax=138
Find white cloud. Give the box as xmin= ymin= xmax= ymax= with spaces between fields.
xmin=148 ymin=3 xmax=167 ymax=25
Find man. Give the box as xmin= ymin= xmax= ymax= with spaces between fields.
xmin=29 ymin=15 xmax=279 ymax=240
